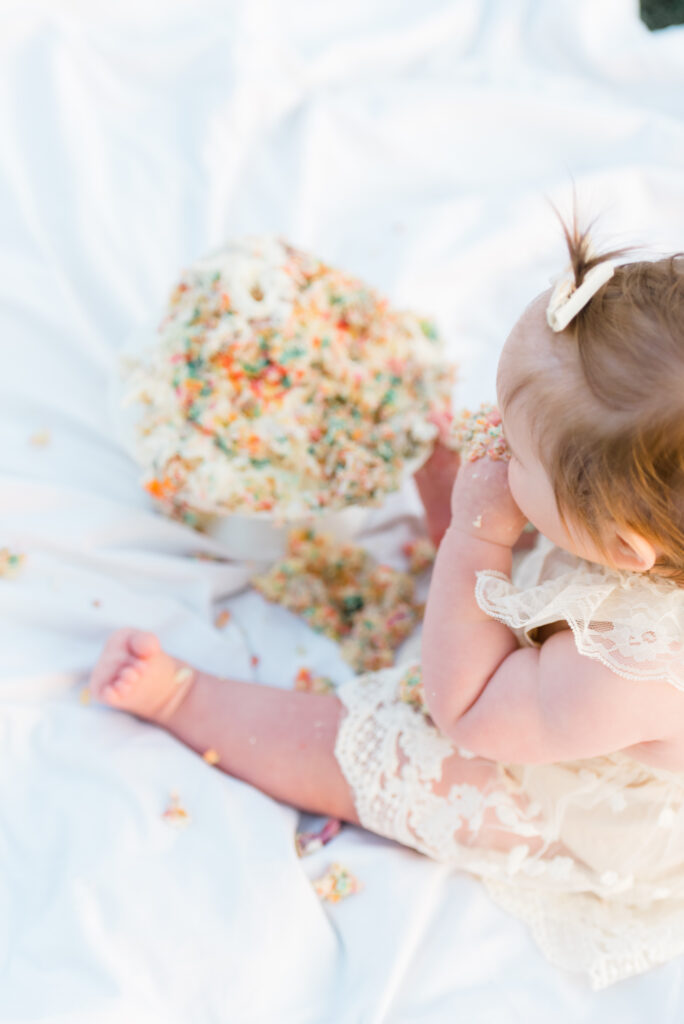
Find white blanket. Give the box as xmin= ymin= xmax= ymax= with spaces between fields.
xmin=3 ymin=1 xmax=684 ymax=1019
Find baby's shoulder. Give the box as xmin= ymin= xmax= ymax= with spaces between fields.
xmin=482 ymin=541 xmax=684 ymax=690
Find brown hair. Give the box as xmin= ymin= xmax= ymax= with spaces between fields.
xmin=522 ymin=216 xmax=684 ymax=582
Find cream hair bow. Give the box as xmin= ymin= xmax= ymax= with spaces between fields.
xmin=546 ymin=259 xmax=615 ymax=332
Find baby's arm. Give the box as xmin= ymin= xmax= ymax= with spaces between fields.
xmin=444 ymin=631 xmax=681 ymax=763
xmin=421 ymin=455 xmax=526 ymax=727
xmin=420 ymin=459 xmax=678 ymax=763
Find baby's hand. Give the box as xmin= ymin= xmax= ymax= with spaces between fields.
xmin=450 ymin=456 xmax=527 ymax=548
xmin=414 ymin=441 xmax=461 ymax=547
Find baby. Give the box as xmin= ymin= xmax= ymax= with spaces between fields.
xmin=90 ymin=217 xmax=684 ymax=989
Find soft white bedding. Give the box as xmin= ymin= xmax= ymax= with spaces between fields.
xmin=2 ymin=1 xmax=684 ymax=1020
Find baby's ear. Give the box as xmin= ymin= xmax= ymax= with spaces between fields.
xmin=606 ymin=524 xmax=657 ymax=572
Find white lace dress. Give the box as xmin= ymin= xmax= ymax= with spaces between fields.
xmin=334 ymin=537 xmax=684 ymax=989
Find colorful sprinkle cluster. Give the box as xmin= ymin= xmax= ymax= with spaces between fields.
xmin=162 ymin=792 xmax=191 ymax=828
xmin=448 ymin=403 xmax=510 ymax=462
xmin=0 ymin=549 xmax=25 ymax=579
xmin=294 ymin=667 xmax=336 ymax=695
xmin=252 ymin=528 xmax=422 ymax=673
xmin=29 ymin=430 xmax=51 ymax=446
xmin=402 ymin=536 xmax=436 ymax=574
xmin=313 ymin=862 xmax=362 ymax=903
xmin=295 ymin=817 xmax=342 ymax=857
xmin=398 ymin=665 xmax=428 ymax=715
xmin=122 ymin=236 xmax=455 ymax=521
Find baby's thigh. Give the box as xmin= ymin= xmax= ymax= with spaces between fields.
xmin=425 ymin=746 xmax=549 ymax=858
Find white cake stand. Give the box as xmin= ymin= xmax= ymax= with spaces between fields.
xmin=197 ymin=504 xmax=372 ymax=562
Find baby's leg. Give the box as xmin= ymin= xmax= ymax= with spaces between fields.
xmin=89 ymin=629 xmax=358 ymax=822
xmin=90 ymin=632 xmax=553 ymax=865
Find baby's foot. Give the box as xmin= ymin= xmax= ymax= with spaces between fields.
xmin=89 ymin=628 xmax=195 ymax=723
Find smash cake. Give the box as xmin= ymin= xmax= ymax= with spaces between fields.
xmin=120 ymin=236 xmax=455 ymax=543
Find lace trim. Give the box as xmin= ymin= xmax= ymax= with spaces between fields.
xmin=475 ymin=564 xmax=684 ymax=691
xmin=483 ymin=880 xmax=684 ymax=990
xmin=334 ymin=666 xmax=684 ymax=989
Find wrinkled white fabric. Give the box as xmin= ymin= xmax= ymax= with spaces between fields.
xmin=335 ymin=539 xmax=684 ymax=989
xmin=4 ymin=0 xmax=684 ymax=1019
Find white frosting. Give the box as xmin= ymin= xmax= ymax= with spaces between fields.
xmin=121 ymin=235 xmax=455 ymax=519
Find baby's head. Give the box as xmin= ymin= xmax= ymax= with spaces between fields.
xmin=498 ymin=221 xmax=684 ymax=581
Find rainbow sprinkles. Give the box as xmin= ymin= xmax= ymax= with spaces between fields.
xmin=449 ymin=402 xmax=510 ymax=463
xmin=122 ymin=237 xmax=455 ymax=522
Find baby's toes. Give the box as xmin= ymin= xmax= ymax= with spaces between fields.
xmin=106 ymin=665 xmax=140 ymax=699
xmin=127 ymin=630 xmax=160 ymax=660
xmin=90 ymin=657 xmax=126 ymax=700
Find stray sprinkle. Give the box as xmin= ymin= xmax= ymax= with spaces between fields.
xmin=29 ymin=430 xmax=51 ymax=446
xmin=0 ymin=549 xmax=25 ymax=579
xmin=162 ymin=791 xmax=191 ymax=828
xmin=313 ymin=863 xmax=362 ymax=903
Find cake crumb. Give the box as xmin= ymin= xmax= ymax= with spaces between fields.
xmin=29 ymin=430 xmax=51 ymax=446
xmin=162 ymin=792 xmax=191 ymax=828
xmin=313 ymin=862 xmax=362 ymax=903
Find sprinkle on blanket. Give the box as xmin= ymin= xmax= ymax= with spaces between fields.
xmin=252 ymin=528 xmax=421 ymax=672
xmin=162 ymin=792 xmax=191 ymax=828
xmin=29 ymin=429 xmax=51 ymax=446
xmin=0 ymin=549 xmax=25 ymax=578
xmin=313 ymin=862 xmax=362 ymax=903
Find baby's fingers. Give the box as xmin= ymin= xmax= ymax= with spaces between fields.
xmin=426 ymin=409 xmax=454 ymax=445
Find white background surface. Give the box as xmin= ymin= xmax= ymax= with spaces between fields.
xmin=2 ymin=0 xmax=684 ymax=1020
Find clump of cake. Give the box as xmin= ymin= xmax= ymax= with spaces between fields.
xmin=0 ymin=549 xmax=25 ymax=579
xmin=402 ymin=536 xmax=436 ymax=574
xmin=252 ymin=528 xmax=423 ymax=673
xmin=398 ymin=665 xmax=428 ymax=714
xmin=121 ymin=236 xmax=455 ymax=522
xmin=449 ymin=402 xmax=510 ymax=462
